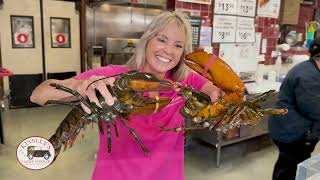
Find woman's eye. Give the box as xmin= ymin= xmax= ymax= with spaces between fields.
xmin=157 ymin=38 xmax=166 ymax=43
xmin=175 ymin=44 xmax=183 ymax=48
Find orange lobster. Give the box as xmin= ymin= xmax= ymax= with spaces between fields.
xmin=162 ymin=52 xmax=287 ymax=132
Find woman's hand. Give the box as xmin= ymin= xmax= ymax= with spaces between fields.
xmin=76 ymin=75 xmax=115 ymax=114
xmin=207 ymin=88 xmax=225 ymax=102
xmin=200 ymin=81 xmax=225 ymax=102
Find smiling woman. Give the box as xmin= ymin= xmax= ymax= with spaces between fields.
xmin=127 ymin=11 xmax=192 ymax=81
xmin=30 ymin=11 xmax=224 ymax=180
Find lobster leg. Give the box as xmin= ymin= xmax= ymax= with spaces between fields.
xmin=258 ymin=108 xmax=288 ymax=115
xmin=249 ymin=90 xmax=276 ymax=103
xmin=106 ymin=121 xmax=111 ymax=153
xmin=111 ymin=119 xmax=119 ymax=137
xmin=118 ymin=117 xmax=150 ymax=154
xmin=45 ymin=100 xmax=79 ymax=107
xmin=159 ymin=126 xmax=205 ymax=132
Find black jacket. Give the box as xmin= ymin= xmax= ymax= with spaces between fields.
xmin=268 ymin=59 xmax=320 ymax=143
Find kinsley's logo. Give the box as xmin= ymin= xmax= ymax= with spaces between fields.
xmin=16 ymin=136 xmax=55 ymax=170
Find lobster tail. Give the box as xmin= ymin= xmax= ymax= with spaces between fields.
xmin=48 ymin=108 xmax=87 ymax=161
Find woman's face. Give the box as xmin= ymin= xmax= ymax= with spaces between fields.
xmin=144 ymin=21 xmax=186 ymax=77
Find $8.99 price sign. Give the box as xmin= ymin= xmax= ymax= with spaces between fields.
xmin=212 ymin=15 xmax=237 ymax=43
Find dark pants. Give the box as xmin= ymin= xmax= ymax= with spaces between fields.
xmin=272 ymin=135 xmax=319 ymax=180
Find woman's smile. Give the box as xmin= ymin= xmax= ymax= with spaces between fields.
xmin=156 ymin=55 xmax=173 ymax=63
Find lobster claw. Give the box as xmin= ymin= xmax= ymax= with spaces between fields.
xmin=185 ymin=52 xmax=245 ymax=92
xmin=185 ymin=52 xmax=245 ymax=104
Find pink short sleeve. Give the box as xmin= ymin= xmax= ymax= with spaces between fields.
xmin=74 ymin=65 xmax=129 ymax=80
xmin=185 ymin=71 xmax=208 ymax=91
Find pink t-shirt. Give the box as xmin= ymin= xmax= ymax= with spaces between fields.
xmin=75 ymin=65 xmax=207 ymax=180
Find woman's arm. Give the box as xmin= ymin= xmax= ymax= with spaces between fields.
xmin=30 ymin=78 xmax=81 ymax=106
xmin=30 ymin=75 xmax=116 ymax=114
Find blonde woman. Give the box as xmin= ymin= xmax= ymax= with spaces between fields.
xmin=31 ymin=11 xmax=223 ymax=180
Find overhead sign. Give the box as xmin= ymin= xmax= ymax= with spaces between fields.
xmin=212 ymin=15 xmax=237 ymax=43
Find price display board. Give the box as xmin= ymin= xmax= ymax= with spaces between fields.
xmin=214 ymin=0 xmax=238 ymax=15
xmin=236 ymin=17 xmax=255 ymax=42
xmin=212 ymin=15 xmax=237 ymax=43
xmin=237 ymin=0 xmax=256 ymax=17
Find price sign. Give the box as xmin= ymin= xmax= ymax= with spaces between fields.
xmin=257 ymin=0 xmax=281 ymax=18
xmin=237 ymin=0 xmax=256 ymax=17
xmin=199 ymin=26 xmax=212 ymax=47
xmin=212 ymin=15 xmax=237 ymax=43
xmin=214 ymin=0 xmax=238 ymax=15
xmin=236 ymin=17 xmax=255 ymax=42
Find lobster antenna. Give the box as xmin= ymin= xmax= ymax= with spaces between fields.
xmin=86 ymin=72 xmax=126 ymax=90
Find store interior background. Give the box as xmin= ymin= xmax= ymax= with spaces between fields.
xmin=0 ymin=0 xmax=320 ymax=179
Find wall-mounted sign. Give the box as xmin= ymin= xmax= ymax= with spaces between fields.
xmin=212 ymin=15 xmax=237 ymax=43
xmin=10 ymin=15 xmax=35 ymax=48
xmin=50 ymin=17 xmax=71 ymax=48
xmin=199 ymin=26 xmax=212 ymax=46
xmin=178 ymin=0 xmax=211 ymax=5
xmin=236 ymin=17 xmax=255 ymax=42
xmin=257 ymin=0 xmax=281 ymax=18
xmin=214 ymin=0 xmax=238 ymax=15
xmin=237 ymin=0 xmax=256 ymax=17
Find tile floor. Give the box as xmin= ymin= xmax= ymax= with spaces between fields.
xmin=0 ymin=105 xmax=319 ymax=180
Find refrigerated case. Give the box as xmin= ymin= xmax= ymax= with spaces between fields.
xmin=86 ymin=2 xmax=164 ymax=68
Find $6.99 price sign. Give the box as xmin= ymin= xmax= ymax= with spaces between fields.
xmin=236 ymin=17 xmax=255 ymax=42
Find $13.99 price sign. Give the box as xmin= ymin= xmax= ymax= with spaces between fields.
xmin=237 ymin=0 xmax=256 ymax=17
xmin=214 ymin=0 xmax=238 ymax=15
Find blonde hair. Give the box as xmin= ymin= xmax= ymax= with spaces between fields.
xmin=127 ymin=11 xmax=192 ymax=81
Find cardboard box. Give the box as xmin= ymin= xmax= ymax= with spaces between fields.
xmin=279 ymin=0 xmax=301 ymax=25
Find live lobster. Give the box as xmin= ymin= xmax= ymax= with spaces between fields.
xmin=46 ymin=71 xmax=173 ymax=160
xmin=161 ymin=52 xmax=288 ymax=133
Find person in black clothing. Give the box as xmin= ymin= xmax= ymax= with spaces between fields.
xmin=269 ymin=38 xmax=320 ymax=180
